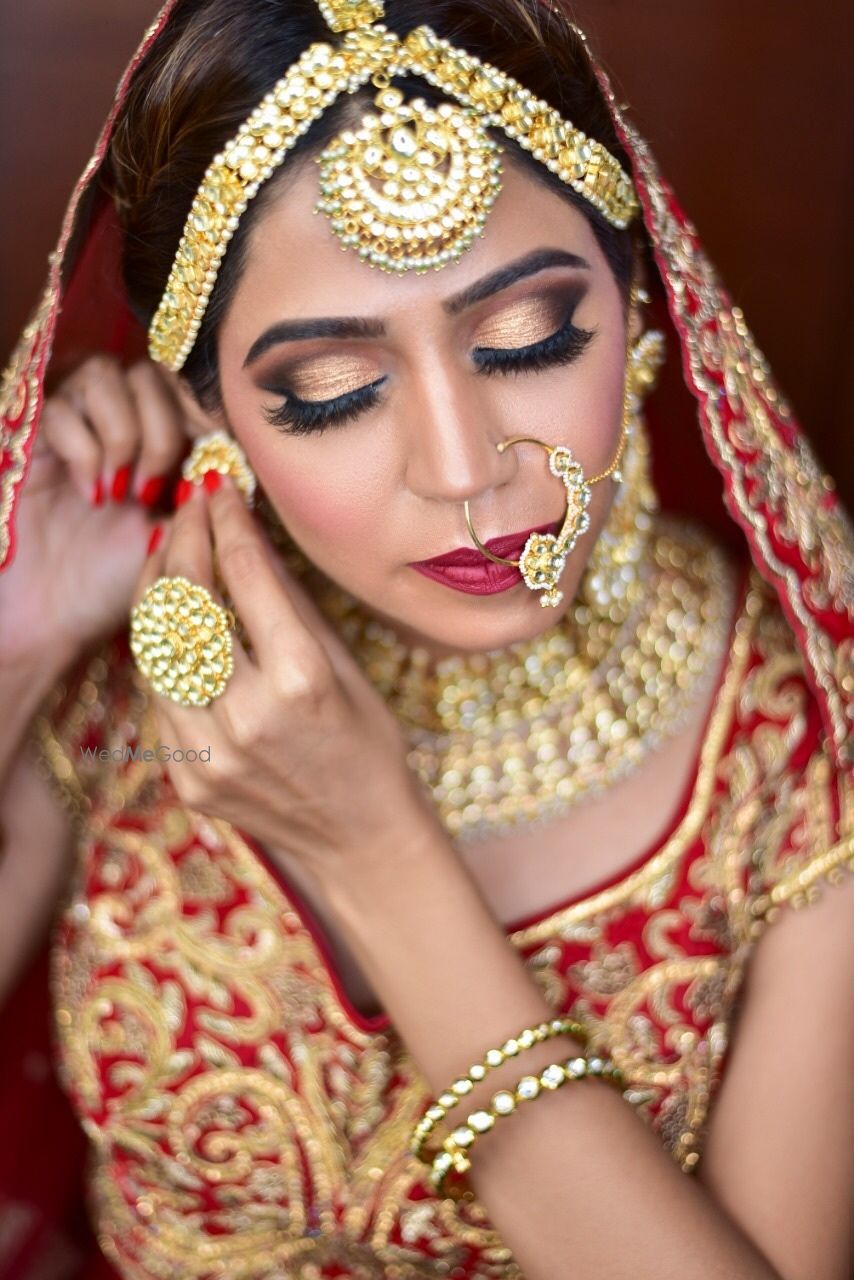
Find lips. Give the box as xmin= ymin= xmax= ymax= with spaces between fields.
xmin=411 ymin=518 xmax=562 ymax=569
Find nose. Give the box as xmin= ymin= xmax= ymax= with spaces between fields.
xmin=402 ymin=354 xmax=514 ymax=508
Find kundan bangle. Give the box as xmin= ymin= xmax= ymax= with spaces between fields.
xmin=410 ymin=1017 xmax=588 ymax=1165
xmin=430 ymin=1052 xmax=626 ymax=1199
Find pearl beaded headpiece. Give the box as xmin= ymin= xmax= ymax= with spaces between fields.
xmin=148 ymin=0 xmax=639 ymax=371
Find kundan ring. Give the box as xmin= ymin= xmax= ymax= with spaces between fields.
xmin=463 ymin=438 xmax=593 ymax=609
xmin=130 ymin=575 xmax=236 ymax=707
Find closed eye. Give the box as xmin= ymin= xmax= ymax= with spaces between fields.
xmin=472 ymin=301 xmax=596 ymax=375
xmin=263 ymin=375 xmax=388 ymax=436
xmin=261 ymin=293 xmax=595 ymax=436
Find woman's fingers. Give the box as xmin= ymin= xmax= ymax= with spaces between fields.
xmin=133 ymin=486 xmax=214 ymax=601
xmin=63 ymin=356 xmax=141 ymax=496
xmin=39 ymin=395 xmax=102 ymax=501
xmin=206 ymin=477 xmax=372 ymax=704
xmin=126 ymin=360 xmax=189 ymax=499
xmin=207 ymin=477 xmax=332 ymax=680
xmin=52 ymin=354 xmax=188 ymax=507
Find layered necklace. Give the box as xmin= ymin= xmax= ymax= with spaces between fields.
xmin=264 ymin=415 xmax=737 ymax=845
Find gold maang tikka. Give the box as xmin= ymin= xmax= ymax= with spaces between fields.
xmin=463 ymin=286 xmax=665 ymax=608
xmin=316 ymin=73 xmax=503 ymax=274
xmin=147 ymin=0 xmax=638 ymax=371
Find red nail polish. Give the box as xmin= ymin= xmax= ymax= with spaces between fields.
xmin=146 ymin=525 xmax=164 ymax=556
xmin=137 ymin=475 xmax=166 ymax=507
xmin=91 ymin=476 xmax=104 ymax=506
xmin=110 ymin=464 xmax=132 ymax=502
xmin=174 ymin=478 xmax=192 ymax=507
xmin=203 ymin=470 xmax=223 ymax=494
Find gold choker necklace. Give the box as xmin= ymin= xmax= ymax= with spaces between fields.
xmin=267 ymin=502 xmax=737 ymax=845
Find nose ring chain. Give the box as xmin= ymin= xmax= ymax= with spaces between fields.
xmin=463 ymin=284 xmax=648 ymax=609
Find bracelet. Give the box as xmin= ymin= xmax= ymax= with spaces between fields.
xmin=410 ymin=1017 xmax=588 ymax=1164
xmin=430 ymin=1052 xmax=626 ymax=1199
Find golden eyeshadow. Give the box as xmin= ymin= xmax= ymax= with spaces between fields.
xmin=277 ymin=353 xmax=380 ymax=400
xmin=472 ymin=292 xmax=569 ymax=349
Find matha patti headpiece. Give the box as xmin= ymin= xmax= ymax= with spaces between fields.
xmin=148 ymin=0 xmax=639 ymax=371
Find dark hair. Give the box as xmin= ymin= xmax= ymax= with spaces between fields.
xmin=105 ymin=0 xmax=642 ymax=409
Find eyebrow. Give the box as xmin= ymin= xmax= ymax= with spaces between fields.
xmin=243 ymin=247 xmax=590 ymax=368
xmin=441 ymin=247 xmax=591 ymax=315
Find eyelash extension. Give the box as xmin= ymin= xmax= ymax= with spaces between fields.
xmin=472 ymin=309 xmax=596 ymax=376
xmin=263 ymin=304 xmax=595 ymax=436
xmin=263 ymin=375 xmax=388 ymax=436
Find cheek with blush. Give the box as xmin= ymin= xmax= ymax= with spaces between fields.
xmin=249 ymin=435 xmax=391 ymax=572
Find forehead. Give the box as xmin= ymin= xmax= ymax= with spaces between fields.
xmin=225 ymin=153 xmax=603 ymax=328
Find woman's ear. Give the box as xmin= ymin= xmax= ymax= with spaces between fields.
xmin=154 ymin=364 xmax=230 ymax=439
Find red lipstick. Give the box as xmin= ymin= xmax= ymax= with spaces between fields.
xmin=409 ymin=519 xmax=562 ymax=596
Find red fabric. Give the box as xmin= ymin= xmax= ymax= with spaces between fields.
xmin=11 ymin=563 xmax=845 ymax=1278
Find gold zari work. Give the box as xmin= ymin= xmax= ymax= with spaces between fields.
xmin=35 ymin=557 xmax=853 ymax=1279
xmin=597 ymin=93 xmax=854 ymax=762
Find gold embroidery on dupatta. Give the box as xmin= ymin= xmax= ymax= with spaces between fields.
xmin=609 ymin=110 xmax=853 ymax=763
xmin=0 ymin=280 xmax=56 ymax=566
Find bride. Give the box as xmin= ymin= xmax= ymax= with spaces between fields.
xmin=0 ymin=2 xmax=851 ymax=1278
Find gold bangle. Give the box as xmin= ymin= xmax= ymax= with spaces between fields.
xmin=410 ymin=1016 xmax=588 ymax=1164
xmin=430 ymin=1053 xmax=626 ymax=1199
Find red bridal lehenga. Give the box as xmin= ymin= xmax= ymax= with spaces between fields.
xmin=0 ymin=3 xmax=851 ymax=1278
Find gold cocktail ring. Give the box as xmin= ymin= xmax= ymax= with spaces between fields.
xmin=463 ymin=438 xmax=594 ymax=608
xmin=130 ymin=575 xmax=236 ymax=707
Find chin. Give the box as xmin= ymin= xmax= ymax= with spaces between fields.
xmin=379 ymin=559 xmax=588 ymax=655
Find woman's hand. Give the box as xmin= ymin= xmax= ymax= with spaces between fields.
xmin=0 ymin=355 xmax=189 ymax=670
xmin=133 ymin=475 xmax=440 ymax=875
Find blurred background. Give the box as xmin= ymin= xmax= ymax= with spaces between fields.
xmin=1 ymin=0 xmax=852 ymax=504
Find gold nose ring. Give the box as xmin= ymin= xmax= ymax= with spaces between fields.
xmin=463 ymin=437 xmax=594 ymax=608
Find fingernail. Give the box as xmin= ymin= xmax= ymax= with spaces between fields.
xmin=174 ymin=478 xmax=192 ymax=507
xmin=110 ymin=464 xmax=132 ymax=502
xmin=90 ymin=476 xmax=104 ymax=506
xmin=203 ymin=470 xmax=222 ymax=494
xmin=146 ymin=524 xmax=164 ymax=556
xmin=137 ymin=475 xmax=166 ymax=507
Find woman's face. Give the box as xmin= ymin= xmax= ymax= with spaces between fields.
xmin=214 ymin=154 xmax=635 ymax=658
